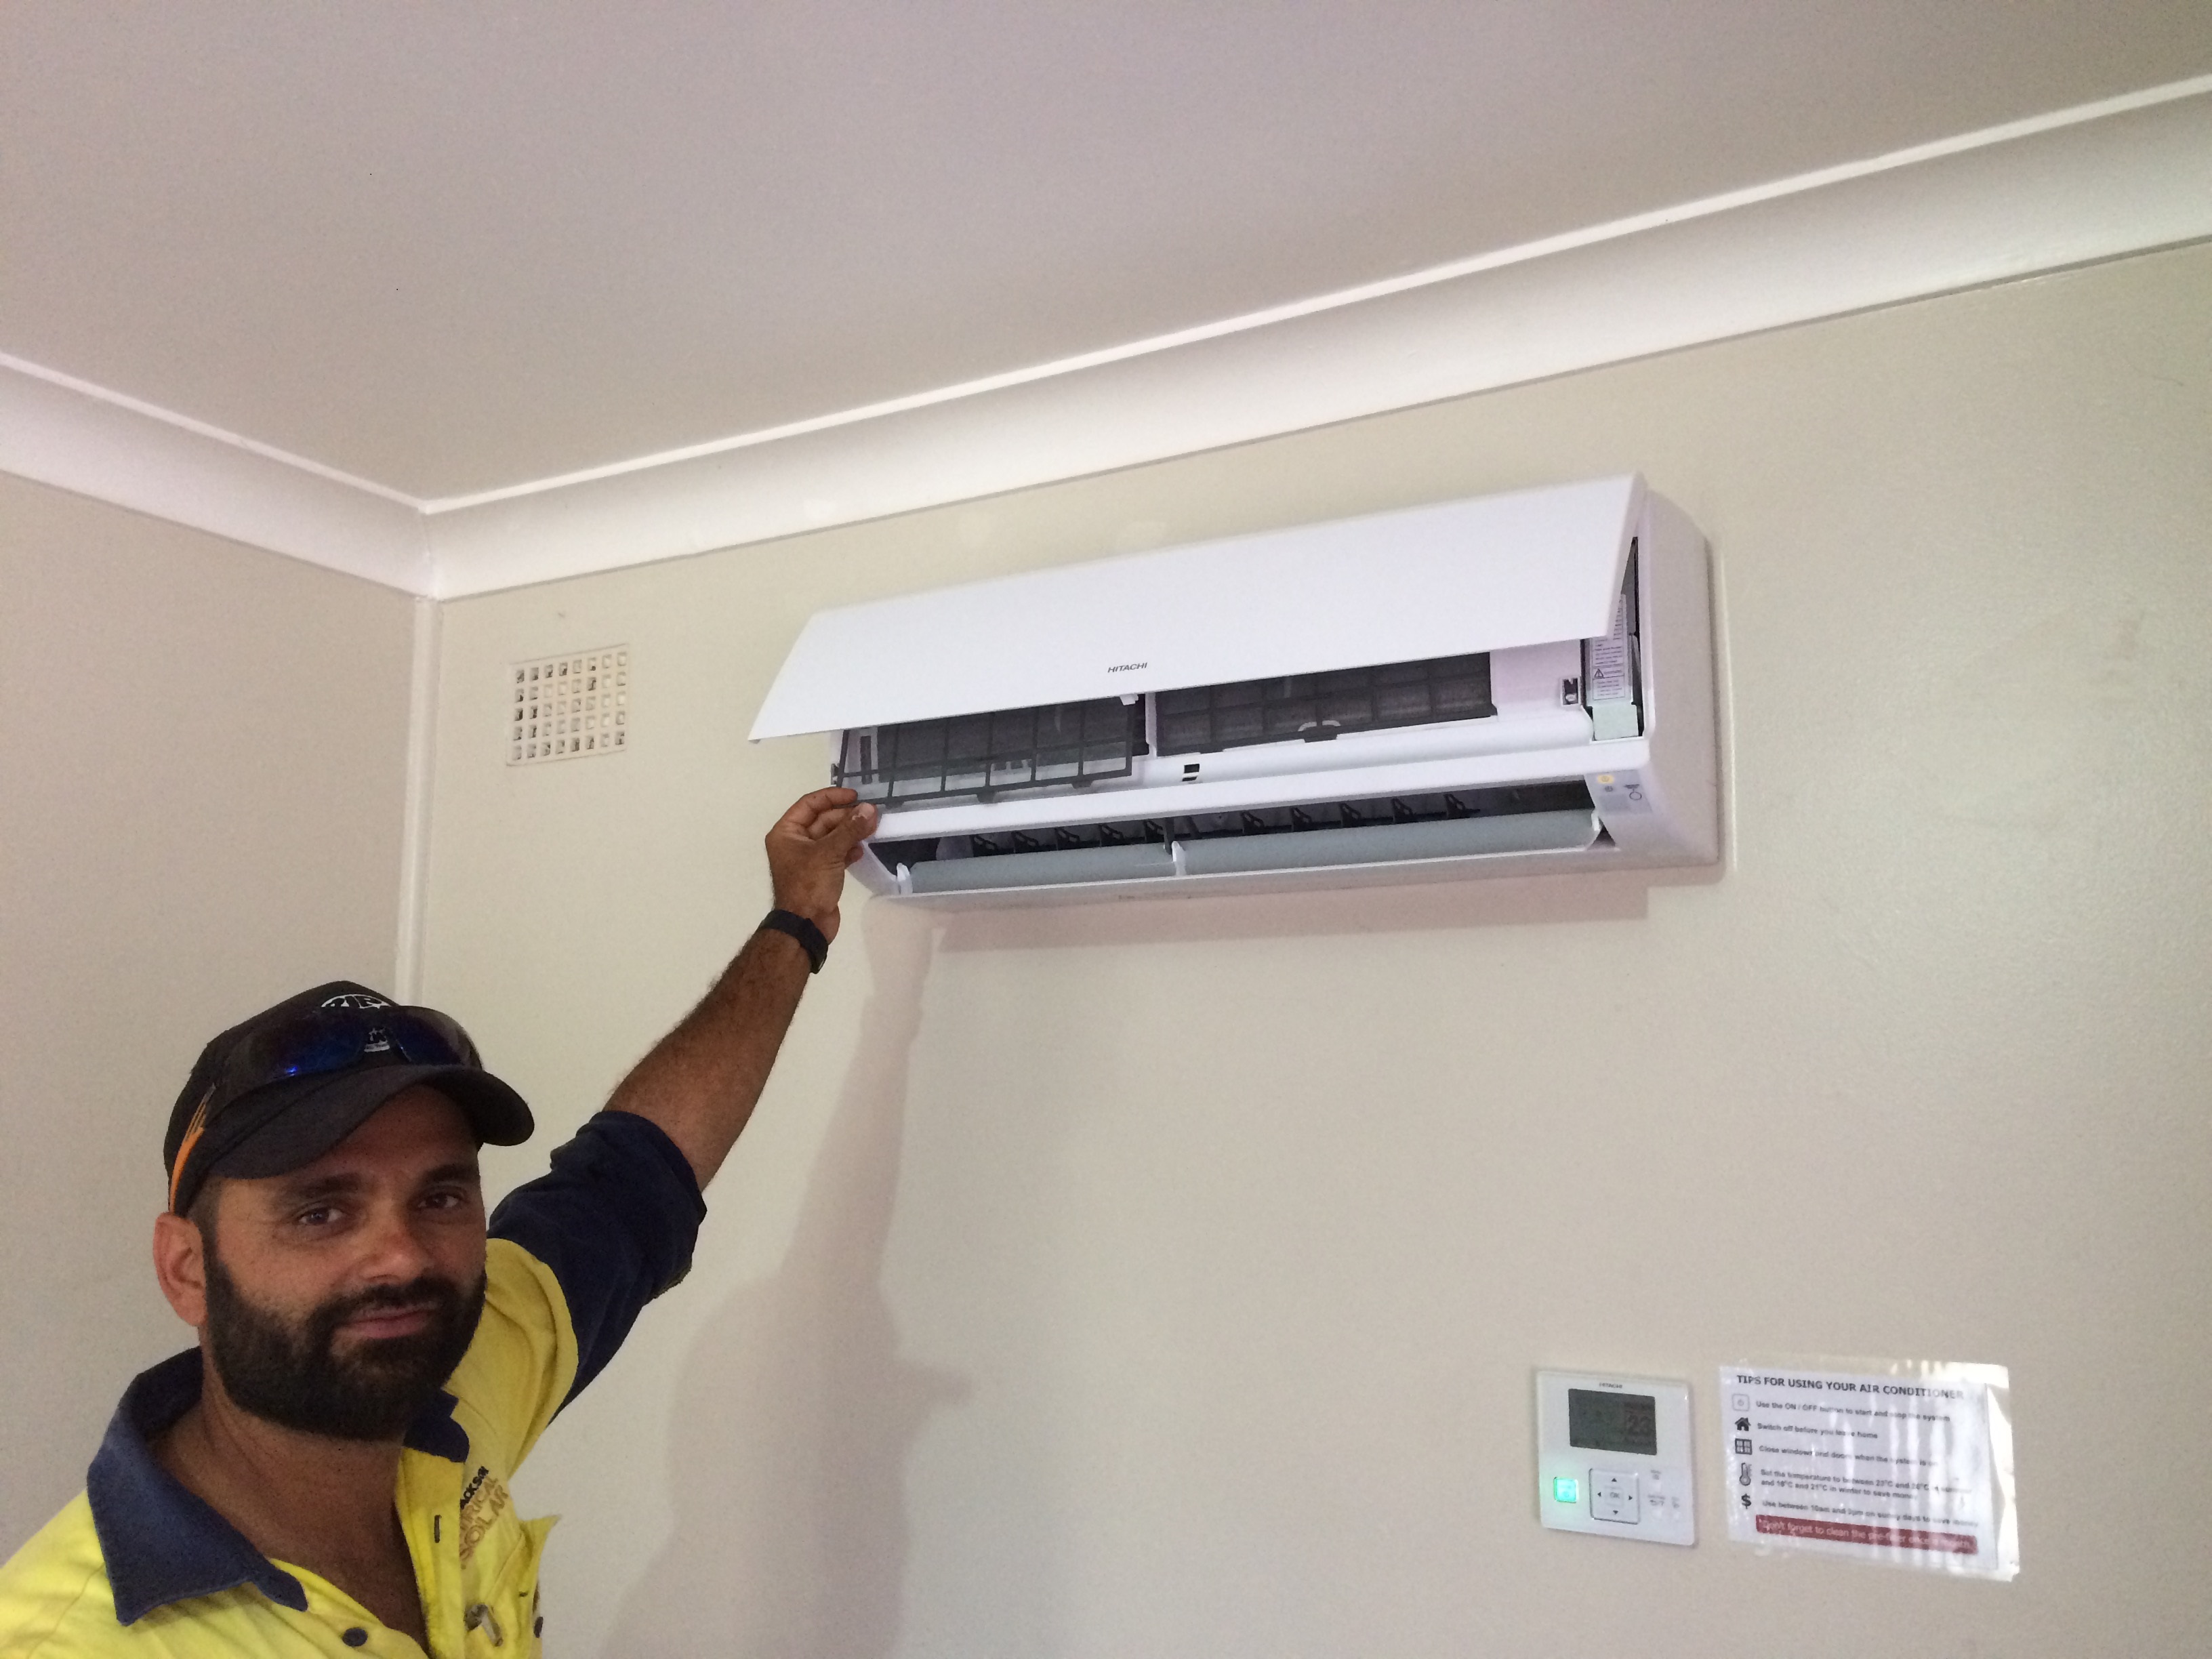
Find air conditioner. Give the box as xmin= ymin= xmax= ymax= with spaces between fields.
xmin=750 ymin=474 xmax=1719 ymax=903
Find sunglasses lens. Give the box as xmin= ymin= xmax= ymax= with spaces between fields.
xmin=221 ymin=1008 xmax=473 ymax=1105
xmin=384 ymin=1012 xmax=472 ymax=1067
xmin=270 ymin=1025 xmax=367 ymax=1079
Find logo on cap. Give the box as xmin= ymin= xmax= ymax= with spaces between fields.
xmin=321 ymin=993 xmax=393 ymax=1010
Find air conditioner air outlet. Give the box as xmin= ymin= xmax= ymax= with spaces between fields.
xmin=871 ymin=780 xmax=1597 ymax=895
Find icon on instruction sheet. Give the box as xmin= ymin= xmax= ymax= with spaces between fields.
xmin=1735 ymin=1417 xmax=1750 ymax=1432
xmin=1738 ymin=1463 xmax=1752 ymax=1487
xmin=1740 ymin=1494 xmax=1752 ymax=1509
xmin=1734 ymin=1437 xmax=1753 ymax=1455
xmin=1731 ymin=1395 xmax=1749 ymax=1412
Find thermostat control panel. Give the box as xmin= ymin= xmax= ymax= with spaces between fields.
xmin=1536 ymin=1370 xmax=1696 ymax=1546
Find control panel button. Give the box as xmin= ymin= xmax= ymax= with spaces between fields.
xmin=1591 ymin=1469 xmax=1641 ymax=1524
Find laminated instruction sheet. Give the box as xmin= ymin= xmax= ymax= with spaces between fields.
xmin=1718 ymin=1362 xmax=2018 ymax=1579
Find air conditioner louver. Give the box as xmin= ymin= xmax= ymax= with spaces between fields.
xmin=884 ymin=781 xmax=1601 ymax=896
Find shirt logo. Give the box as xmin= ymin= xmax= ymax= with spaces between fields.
xmin=457 ymin=1465 xmax=512 ymax=1565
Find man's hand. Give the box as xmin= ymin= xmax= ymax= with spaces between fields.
xmin=766 ymin=787 xmax=878 ymax=943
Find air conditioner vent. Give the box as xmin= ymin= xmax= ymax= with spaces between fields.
xmin=510 ymin=646 xmax=629 ymax=764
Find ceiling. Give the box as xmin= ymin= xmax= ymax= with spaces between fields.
xmin=7 ymin=1 xmax=2211 ymax=513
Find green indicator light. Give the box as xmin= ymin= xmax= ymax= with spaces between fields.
xmin=1553 ymin=1476 xmax=1580 ymax=1504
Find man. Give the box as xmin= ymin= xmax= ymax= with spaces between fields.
xmin=0 ymin=787 xmax=877 ymax=1657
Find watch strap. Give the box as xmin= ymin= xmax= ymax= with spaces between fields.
xmin=758 ymin=908 xmax=828 ymax=973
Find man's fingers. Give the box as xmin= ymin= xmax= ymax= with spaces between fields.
xmin=796 ymin=802 xmax=874 ymax=842
xmin=823 ymin=801 xmax=877 ymax=854
xmin=774 ymin=786 xmax=859 ymax=838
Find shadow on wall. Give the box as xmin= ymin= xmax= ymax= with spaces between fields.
xmin=607 ymin=907 xmax=968 ymax=1658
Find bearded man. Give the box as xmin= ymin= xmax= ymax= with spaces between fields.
xmin=0 ymin=789 xmax=876 ymax=1657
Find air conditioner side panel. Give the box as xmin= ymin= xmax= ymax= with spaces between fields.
xmin=1585 ymin=493 xmax=1719 ymax=866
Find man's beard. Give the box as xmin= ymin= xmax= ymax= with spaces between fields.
xmin=203 ymin=1244 xmax=485 ymax=1441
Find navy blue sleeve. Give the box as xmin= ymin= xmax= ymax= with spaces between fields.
xmin=488 ymin=1109 xmax=705 ymax=1404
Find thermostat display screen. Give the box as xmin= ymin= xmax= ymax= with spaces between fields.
xmin=1568 ymin=1389 xmax=1657 ymax=1456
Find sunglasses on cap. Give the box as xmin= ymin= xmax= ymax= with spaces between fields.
xmin=215 ymin=1003 xmax=479 ymax=1098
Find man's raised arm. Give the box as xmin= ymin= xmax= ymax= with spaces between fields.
xmin=605 ymin=787 xmax=877 ymax=1189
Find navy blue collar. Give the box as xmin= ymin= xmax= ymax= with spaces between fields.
xmin=87 ymin=1349 xmax=470 ymax=1624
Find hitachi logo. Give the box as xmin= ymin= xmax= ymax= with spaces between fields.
xmin=1105 ymin=661 xmax=1147 ymax=673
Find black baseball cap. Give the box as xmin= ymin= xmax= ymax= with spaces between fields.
xmin=165 ymin=981 xmax=533 ymax=1215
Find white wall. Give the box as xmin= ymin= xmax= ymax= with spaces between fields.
xmin=422 ymin=241 xmax=2212 ymax=1657
xmin=0 ymin=478 xmax=419 ymax=1549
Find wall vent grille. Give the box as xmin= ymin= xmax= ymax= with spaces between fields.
xmin=510 ymin=646 xmax=629 ymax=764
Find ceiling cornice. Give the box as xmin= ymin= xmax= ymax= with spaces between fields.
xmin=0 ymin=352 xmax=431 ymax=590
xmin=6 ymin=77 xmax=2209 ymax=600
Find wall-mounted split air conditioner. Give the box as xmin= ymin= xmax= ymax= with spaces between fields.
xmin=750 ymin=474 xmax=1719 ymax=903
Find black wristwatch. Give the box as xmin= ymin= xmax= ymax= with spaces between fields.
xmin=758 ymin=909 xmax=829 ymax=973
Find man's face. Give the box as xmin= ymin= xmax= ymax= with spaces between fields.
xmin=194 ymin=1086 xmax=489 ymax=1441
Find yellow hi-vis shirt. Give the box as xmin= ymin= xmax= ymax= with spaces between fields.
xmin=0 ymin=1112 xmax=703 ymax=1659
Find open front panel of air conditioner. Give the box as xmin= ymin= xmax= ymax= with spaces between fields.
xmin=749 ymin=475 xmax=1642 ymax=741
xmin=749 ymin=476 xmax=1719 ymax=905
